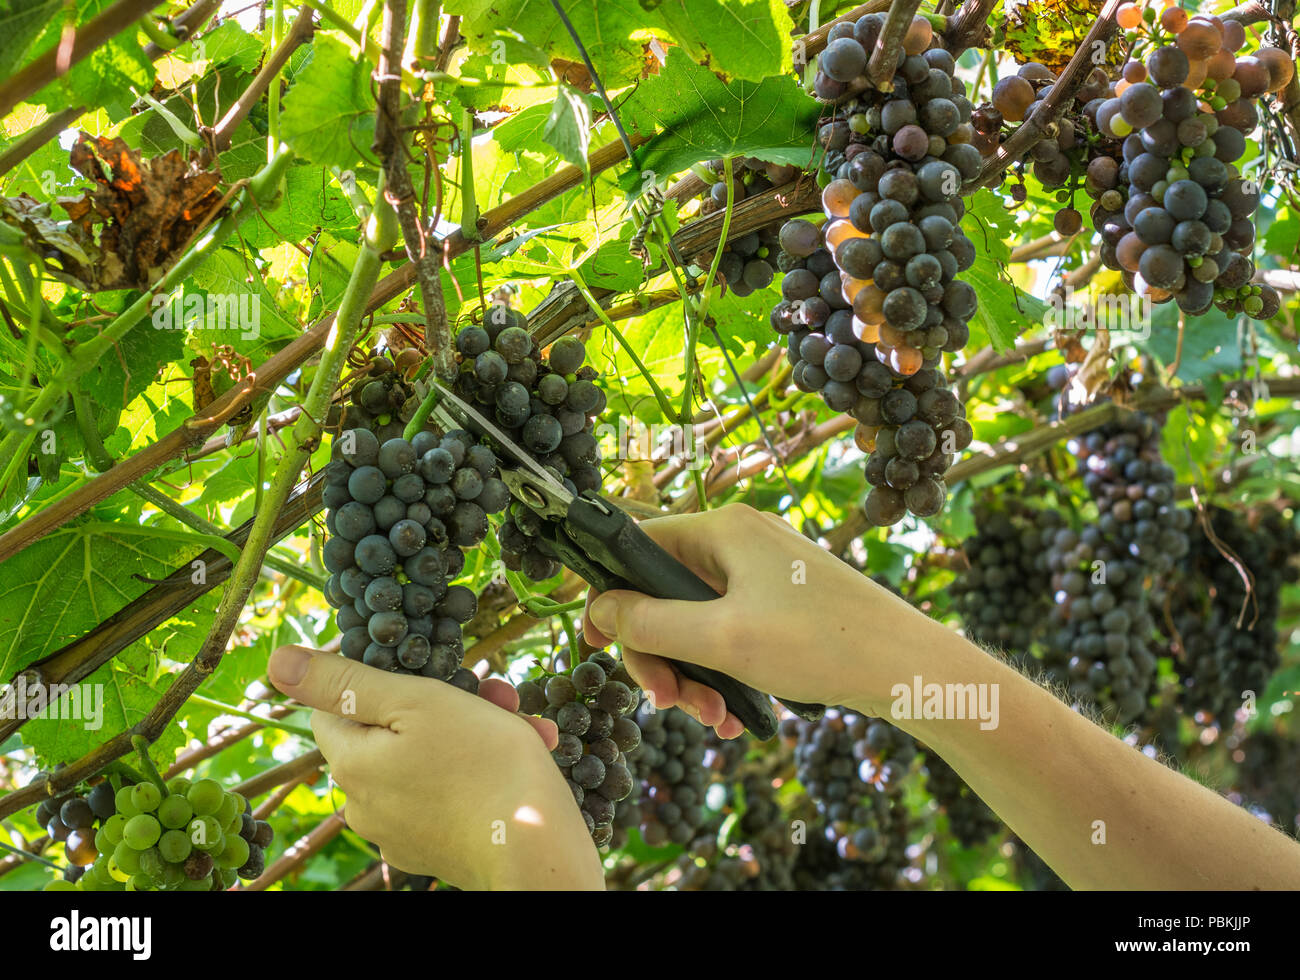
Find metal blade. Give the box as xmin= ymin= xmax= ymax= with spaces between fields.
xmin=429 ymin=382 xmax=563 ymax=490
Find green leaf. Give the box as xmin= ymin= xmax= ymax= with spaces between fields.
xmin=186 ymin=246 xmax=300 ymax=362
xmin=192 ymin=20 xmax=265 ymax=72
xmin=543 ymin=85 xmax=592 ymax=173
xmin=0 ymin=0 xmax=61 ymax=79
xmin=34 ymin=36 xmax=154 ymax=122
xmin=23 ymin=643 xmax=186 ymax=772
xmin=620 ymin=49 xmax=821 ymax=191
xmin=446 ymin=0 xmax=794 ymax=88
xmin=280 ymin=35 xmax=376 ymax=171
xmin=961 ymin=192 xmax=1047 ymax=352
xmin=0 ymin=509 xmax=207 ymax=680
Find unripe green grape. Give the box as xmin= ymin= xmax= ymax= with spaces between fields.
xmin=157 ymin=794 xmax=193 ymax=829
xmin=44 ymin=879 xmax=78 ymax=892
xmin=217 ymin=835 xmax=250 ymax=870
xmin=94 ymin=827 xmax=112 ymax=853
xmin=159 ymin=829 xmax=192 ymax=863
xmin=217 ymin=792 xmax=240 ymax=827
xmin=126 ymin=874 xmax=157 ymax=892
xmin=168 ymin=777 xmax=191 ymax=796
xmin=219 ymin=867 xmax=238 ymax=889
xmin=160 ymin=863 xmax=185 ymax=888
xmin=187 ymin=778 xmax=224 ymax=816
xmin=130 ymin=782 xmax=162 ymax=813
xmin=137 ymin=847 xmax=165 ymax=878
xmin=188 ymin=815 xmax=223 ymax=851
xmin=101 ymin=813 xmax=127 ymax=845
xmin=178 ymin=874 xmax=213 ymax=891
xmin=112 ymin=841 xmax=143 ymax=875
xmin=1210 ymin=96 xmax=1227 ymax=110
xmin=123 ymin=813 xmax=161 ymax=850
xmin=114 ymin=786 xmax=139 ymax=816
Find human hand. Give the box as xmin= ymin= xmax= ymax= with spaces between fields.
xmin=268 ymin=645 xmax=604 ymax=890
xmin=582 ymin=505 xmax=938 ymax=722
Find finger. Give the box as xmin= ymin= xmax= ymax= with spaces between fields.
xmin=714 ymin=712 xmax=746 ymax=740
xmin=586 ymin=590 xmax=735 ymax=668
xmin=673 ymin=674 xmax=729 ymax=728
xmin=620 ymin=649 xmax=681 ymax=710
xmin=269 ymin=645 xmax=422 ymax=728
xmin=478 ymin=677 xmax=519 ymax=713
xmin=522 ymin=715 xmax=560 ymax=750
xmin=312 ymin=711 xmax=391 ymax=779
xmin=582 ymin=588 xmax=613 ymax=648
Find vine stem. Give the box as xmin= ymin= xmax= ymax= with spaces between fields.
xmin=962 ymin=0 xmax=1124 ymax=194
xmin=376 ymin=0 xmax=455 ymax=371
xmin=867 ymin=0 xmax=923 ymax=90
xmin=569 ymin=269 xmax=678 ymax=421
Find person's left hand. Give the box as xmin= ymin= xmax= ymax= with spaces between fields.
xmin=268 ymin=645 xmax=604 ymax=890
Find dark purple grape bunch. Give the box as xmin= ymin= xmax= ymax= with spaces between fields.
xmin=1039 ymin=411 xmax=1190 ymax=724
xmin=1160 ymin=506 xmax=1299 ymax=724
xmin=451 ymin=311 xmax=606 ymax=582
xmin=1092 ymin=41 xmax=1281 ymax=319
xmin=322 ymin=424 xmax=497 ymax=686
xmin=922 ymin=753 xmax=1003 ymax=848
xmin=785 ymin=710 xmax=915 ymax=881
xmin=771 ymin=12 xmax=985 ymax=527
xmin=615 ymin=704 xmax=723 ymax=848
xmin=514 ymin=650 xmax=642 ymax=848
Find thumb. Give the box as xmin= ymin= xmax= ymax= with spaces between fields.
xmin=585 ymin=590 xmax=725 ymax=663
xmin=269 ymin=645 xmax=412 ymax=727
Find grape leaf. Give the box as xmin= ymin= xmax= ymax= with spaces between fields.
xmin=192 ymin=20 xmax=265 ymax=72
xmin=961 ymin=192 xmax=1047 ymax=353
xmin=543 ymin=85 xmax=592 ymax=173
xmin=22 ymin=644 xmax=185 ymax=772
xmin=280 ymin=35 xmax=376 ymax=171
xmin=0 ymin=507 xmax=208 ymax=679
xmin=0 ymin=0 xmax=61 ymax=79
xmin=618 ymin=49 xmax=821 ymax=191
xmin=446 ymin=0 xmax=794 ymax=87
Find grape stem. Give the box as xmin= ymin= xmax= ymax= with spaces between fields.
xmin=186 ymin=694 xmax=316 ymax=740
xmin=130 ymin=735 xmax=171 ymax=798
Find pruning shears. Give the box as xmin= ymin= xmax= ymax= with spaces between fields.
xmin=428 ymin=381 xmax=825 ymax=740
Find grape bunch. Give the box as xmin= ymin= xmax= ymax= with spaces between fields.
xmin=773 ymin=14 xmax=983 ymax=524
xmin=949 ymin=498 xmax=1065 ymax=659
xmin=979 ymin=61 xmax=1115 ymax=235
xmin=616 ymin=704 xmax=716 ymax=847
xmin=1040 ymin=411 xmax=1191 ymax=723
xmin=42 ymin=776 xmax=271 ymax=892
xmin=921 ymin=753 xmax=1003 ymax=848
xmin=664 ymin=774 xmax=799 ymax=891
xmin=322 ymin=425 xmax=490 ymax=685
xmin=1227 ymin=730 xmax=1300 ymax=837
xmin=514 ymin=650 xmax=641 ymax=848
xmin=695 ymin=157 xmax=800 ymax=297
xmin=1160 ymin=506 xmax=1299 ymax=723
xmin=785 ymin=709 xmax=914 ymax=885
xmin=446 ymin=316 xmax=607 ymax=582
xmin=1088 ymin=8 xmax=1287 ymax=318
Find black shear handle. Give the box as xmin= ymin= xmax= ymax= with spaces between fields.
xmin=556 ymin=494 xmax=825 ymax=736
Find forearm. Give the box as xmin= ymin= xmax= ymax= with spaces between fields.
xmin=847 ymin=619 xmax=1300 ymax=890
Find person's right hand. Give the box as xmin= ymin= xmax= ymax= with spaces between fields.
xmin=582 ymin=505 xmax=938 ymax=727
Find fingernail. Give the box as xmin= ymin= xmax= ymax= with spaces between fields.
xmin=589 ymin=594 xmax=620 ymax=637
xmin=269 ymin=647 xmax=312 ymax=687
